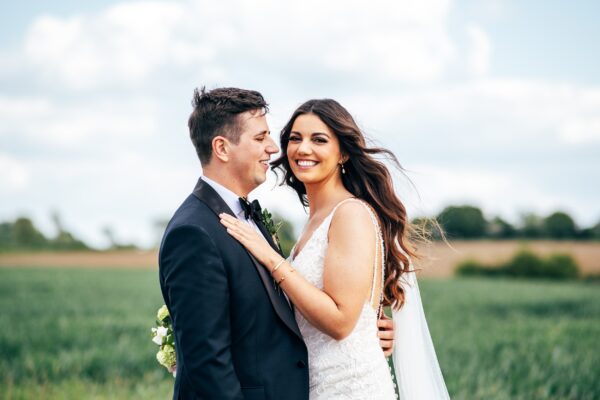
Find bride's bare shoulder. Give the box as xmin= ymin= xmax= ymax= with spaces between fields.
xmin=328 ymin=200 xmax=377 ymax=242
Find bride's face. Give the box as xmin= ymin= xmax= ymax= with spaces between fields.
xmin=287 ymin=113 xmax=344 ymax=185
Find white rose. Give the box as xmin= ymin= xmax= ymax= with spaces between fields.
xmin=152 ymin=326 xmax=169 ymax=345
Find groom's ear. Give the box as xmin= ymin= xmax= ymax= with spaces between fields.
xmin=212 ymin=136 xmax=230 ymax=162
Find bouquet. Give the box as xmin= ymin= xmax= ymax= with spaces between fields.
xmin=151 ymin=305 xmax=177 ymax=377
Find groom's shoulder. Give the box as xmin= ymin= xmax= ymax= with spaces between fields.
xmin=159 ymin=194 xmax=217 ymax=253
xmin=168 ymin=194 xmax=214 ymax=229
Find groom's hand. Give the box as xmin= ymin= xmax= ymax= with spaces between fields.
xmin=377 ymin=315 xmax=394 ymax=357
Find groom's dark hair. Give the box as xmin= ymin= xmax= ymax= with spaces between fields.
xmin=188 ymin=86 xmax=269 ymax=165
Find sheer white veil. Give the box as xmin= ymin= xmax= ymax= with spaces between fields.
xmin=391 ymin=265 xmax=450 ymax=399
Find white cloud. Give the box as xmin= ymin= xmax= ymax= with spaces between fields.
xmin=0 ymin=154 xmax=30 ymax=192
xmin=344 ymin=78 xmax=600 ymax=148
xmin=23 ymin=1 xmax=216 ymax=89
xmin=560 ymin=118 xmax=600 ymax=144
xmin=0 ymin=95 xmax=159 ymax=149
xmin=466 ymin=24 xmax=491 ymax=77
xmin=20 ymin=0 xmax=457 ymax=89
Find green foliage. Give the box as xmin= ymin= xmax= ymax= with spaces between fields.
xmin=456 ymin=259 xmax=504 ymax=277
xmin=267 ymin=211 xmax=296 ymax=257
xmin=543 ymin=254 xmax=580 ymax=279
xmin=13 ymin=217 xmax=47 ymax=247
xmin=0 ymin=216 xmax=91 ymax=251
xmin=437 ymin=205 xmax=487 ymax=238
xmin=543 ymin=212 xmax=577 ymax=239
xmin=520 ymin=213 xmax=544 ymax=238
xmin=1 ymin=269 xmax=599 ymax=399
xmin=487 ymin=216 xmax=516 ymax=239
xmin=503 ymin=250 xmax=547 ymax=278
xmin=456 ymin=249 xmax=580 ymax=280
xmin=433 ymin=206 xmax=599 ymax=240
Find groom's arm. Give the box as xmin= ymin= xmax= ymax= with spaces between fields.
xmin=161 ymin=225 xmax=243 ymax=399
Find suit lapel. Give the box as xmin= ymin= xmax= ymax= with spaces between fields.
xmin=192 ymin=178 xmax=301 ymax=339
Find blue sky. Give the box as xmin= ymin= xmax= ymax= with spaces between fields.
xmin=1 ymin=0 xmax=599 ymax=247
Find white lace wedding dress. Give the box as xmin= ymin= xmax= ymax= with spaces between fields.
xmin=289 ymin=199 xmax=397 ymax=400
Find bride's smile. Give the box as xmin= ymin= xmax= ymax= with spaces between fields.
xmin=287 ymin=113 xmax=346 ymax=184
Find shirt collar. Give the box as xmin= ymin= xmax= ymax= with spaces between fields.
xmin=201 ymin=176 xmax=246 ymax=219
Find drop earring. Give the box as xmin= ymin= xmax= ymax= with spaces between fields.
xmin=341 ymin=163 xmax=346 ymax=174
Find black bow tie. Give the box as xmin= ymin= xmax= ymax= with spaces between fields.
xmin=239 ymin=197 xmax=263 ymax=222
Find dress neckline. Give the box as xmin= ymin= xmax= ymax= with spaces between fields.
xmin=290 ymin=197 xmax=359 ymax=262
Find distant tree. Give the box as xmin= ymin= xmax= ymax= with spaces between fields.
xmin=0 ymin=215 xmax=91 ymax=251
xmin=487 ymin=216 xmax=516 ymax=239
xmin=50 ymin=211 xmax=89 ymax=250
xmin=543 ymin=211 xmax=577 ymax=239
xmin=592 ymin=221 xmax=600 ymax=239
xmin=577 ymin=220 xmax=600 ymax=240
xmin=13 ymin=217 xmax=48 ymax=248
xmin=0 ymin=222 xmax=13 ymax=248
xmin=519 ymin=213 xmax=543 ymax=238
xmin=437 ymin=205 xmax=487 ymax=239
xmin=52 ymin=230 xmax=89 ymax=250
xmin=102 ymin=226 xmax=117 ymax=248
xmin=101 ymin=225 xmax=137 ymax=250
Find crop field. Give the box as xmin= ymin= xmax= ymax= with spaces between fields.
xmin=1 ymin=241 xmax=599 ymax=279
xmin=0 ymin=268 xmax=598 ymax=399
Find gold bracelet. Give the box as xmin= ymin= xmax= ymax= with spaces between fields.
xmin=277 ymin=267 xmax=295 ymax=284
xmin=271 ymin=258 xmax=286 ymax=274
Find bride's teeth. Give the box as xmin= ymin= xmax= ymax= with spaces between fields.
xmin=297 ymin=160 xmax=317 ymax=167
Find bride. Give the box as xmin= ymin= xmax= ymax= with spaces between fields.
xmin=220 ymin=99 xmax=450 ymax=399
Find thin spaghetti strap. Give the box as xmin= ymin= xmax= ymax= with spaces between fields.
xmin=330 ymin=198 xmax=385 ymax=311
xmin=329 ymin=197 xmax=361 ymax=215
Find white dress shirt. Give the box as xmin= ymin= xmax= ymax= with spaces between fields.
xmin=201 ymin=176 xmax=261 ymax=233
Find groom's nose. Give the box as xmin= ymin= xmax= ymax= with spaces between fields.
xmin=265 ymin=136 xmax=279 ymax=154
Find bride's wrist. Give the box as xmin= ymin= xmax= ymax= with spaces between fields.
xmin=266 ymin=254 xmax=284 ymax=272
xmin=269 ymin=258 xmax=286 ymax=274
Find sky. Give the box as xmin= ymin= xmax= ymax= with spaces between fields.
xmin=1 ymin=0 xmax=599 ymax=248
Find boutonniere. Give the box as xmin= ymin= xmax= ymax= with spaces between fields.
xmin=261 ymin=208 xmax=283 ymax=253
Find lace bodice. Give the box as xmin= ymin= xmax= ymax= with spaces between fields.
xmin=290 ymin=199 xmax=396 ymax=399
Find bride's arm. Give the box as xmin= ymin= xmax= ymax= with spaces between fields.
xmin=220 ymin=202 xmax=376 ymax=340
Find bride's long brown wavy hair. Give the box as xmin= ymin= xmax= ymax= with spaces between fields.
xmin=271 ymin=99 xmax=417 ymax=309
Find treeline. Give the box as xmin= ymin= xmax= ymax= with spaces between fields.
xmin=0 ymin=214 xmax=90 ymax=251
xmin=418 ymin=205 xmax=600 ymax=240
xmin=0 ymin=214 xmax=138 ymax=252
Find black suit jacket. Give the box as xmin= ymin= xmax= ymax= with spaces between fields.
xmin=159 ymin=178 xmax=309 ymax=400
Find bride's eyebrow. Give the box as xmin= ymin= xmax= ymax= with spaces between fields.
xmin=289 ymin=131 xmax=329 ymax=136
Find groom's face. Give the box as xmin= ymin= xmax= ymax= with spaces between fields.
xmin=228 ymin=110 xmax=278 ymax=193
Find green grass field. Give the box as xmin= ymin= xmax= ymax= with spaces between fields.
xmin=0 ymin=268 xmax=598 ymax=399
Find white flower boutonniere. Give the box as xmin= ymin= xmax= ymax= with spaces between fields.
xmin=151 ymin=305 xmax=176 ymax=377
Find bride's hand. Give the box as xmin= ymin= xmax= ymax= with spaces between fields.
xmin=219 ymin=213 xmax=278 ymax=267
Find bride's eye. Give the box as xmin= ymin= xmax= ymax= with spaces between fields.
xmin=289 ymin=135 xmax=301 ymax=142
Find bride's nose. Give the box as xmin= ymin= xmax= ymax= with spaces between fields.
xmin=297 ymin=138 xmax=312 ymax=155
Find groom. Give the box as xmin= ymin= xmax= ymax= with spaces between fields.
xmin=159 ymin=87 xmax=393 ymax=399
